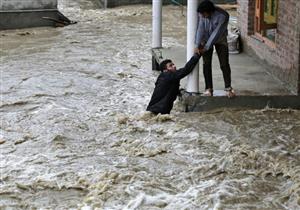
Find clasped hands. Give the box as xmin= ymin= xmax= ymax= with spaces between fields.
xmin=194 ymin=46 xmax=206 ymax=55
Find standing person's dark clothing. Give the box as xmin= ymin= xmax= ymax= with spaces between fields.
xmin=147 ymin=54 xmax=201 ymax=114
xmin=195 ymin=1 xmax=235 ymax=97
xmin=203 ymin=42 xmax=231 ymax=90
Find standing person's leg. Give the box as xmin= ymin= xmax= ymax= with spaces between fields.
xmin=215 ymin=43 xmax=231 ymax=88
xmin=215 ymin=43 xmax=235 ymax=97
xmin=202 ymin=47 xmax=214 ymax=95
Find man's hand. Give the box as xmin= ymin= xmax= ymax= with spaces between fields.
xmin=194 ymin=47 xmax=206 ymax=55
xmin=194 ymin=48 xmax=201 ymax=55
xmin=198 ymin=46 xmax=206 ymax=54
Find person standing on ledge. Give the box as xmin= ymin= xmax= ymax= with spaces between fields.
xmin=195 ymin=0 xmax=235 ymax=98
xmin=147 ymin=51 xmax=201 ymax=115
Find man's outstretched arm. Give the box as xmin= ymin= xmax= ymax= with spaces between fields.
xmin=166 ymin=53 xmax=201 ymax=81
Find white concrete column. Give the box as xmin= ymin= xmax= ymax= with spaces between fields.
xmin=152 ymin=0 xmax=162 ymax=48
xmin=186 ymin=0 xmax=199 ymax=93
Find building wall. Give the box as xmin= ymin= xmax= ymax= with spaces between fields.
xmin=238 ymin=0 xmax=300 ymax=94
xmin=0 ymin=0 xmax=57 ymax=10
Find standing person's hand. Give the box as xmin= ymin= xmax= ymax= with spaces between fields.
xmin=198 ymin=47 xmax=206 ymax=54
xmin=194 ymin=48 xmax=201 ymax=55
xmin=194 ymin=47 xmax=206 ymax=55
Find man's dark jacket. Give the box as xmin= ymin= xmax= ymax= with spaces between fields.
xmin=147 ymin=54 xmax=201 ymax=114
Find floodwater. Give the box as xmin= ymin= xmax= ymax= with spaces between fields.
xmin=0 ymin=1 xmax=300 ymax=209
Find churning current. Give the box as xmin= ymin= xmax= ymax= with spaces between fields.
xmin=0 ymin=1 xmax=299 ymax=209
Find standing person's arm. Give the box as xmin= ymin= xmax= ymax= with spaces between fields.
xmin=165 ymin=54 xmax=201 ymax=81
xmin=195 ymin=14 xmax=205 ymax=48
xmin=204 ymin=13 xmax=229 ymax=51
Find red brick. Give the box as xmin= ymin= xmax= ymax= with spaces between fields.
xmin=237 ymin=0 xmax=300 ymax=94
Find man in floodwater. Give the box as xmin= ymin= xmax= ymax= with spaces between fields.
xmin=147 ymin=51 xmax=201 ymax=115
xmin=195 ymin=0 xmax=235 ymax=98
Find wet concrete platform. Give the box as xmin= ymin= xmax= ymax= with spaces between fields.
xmin=152 ymin=47 xmax=300 ymax=111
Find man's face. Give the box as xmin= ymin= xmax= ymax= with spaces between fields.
xmin=166 ymin=62 xmax=176 ymax=72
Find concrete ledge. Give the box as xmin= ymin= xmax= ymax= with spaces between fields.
xmin=0 ymin=10 xmax=69 ymax=30
xmin=180 ymin=91 xmax=300 ymax=112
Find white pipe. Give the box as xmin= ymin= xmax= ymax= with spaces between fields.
xmin=152 ymin=0 xmax=162 ymax=48
xmin=186 ymin=0 xmax=199 ymax=93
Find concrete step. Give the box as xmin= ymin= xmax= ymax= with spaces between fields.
xmin=180 ymin=90 xmax=300 ymax=111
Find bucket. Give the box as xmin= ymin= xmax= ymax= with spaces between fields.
xmin=227 ymin=27 xmax=240 ymax=54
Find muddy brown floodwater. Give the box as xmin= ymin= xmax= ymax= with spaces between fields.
xmin=0 ymin=1 xmax=299 ymax=209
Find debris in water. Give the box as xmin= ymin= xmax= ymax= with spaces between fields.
xmin=0 ymin=139 xmax=6 ymax=144
xmin=17 ymin=32 xmax=31 ymax=36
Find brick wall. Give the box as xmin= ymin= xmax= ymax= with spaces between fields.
xmin=238 ymin=0 xmax=300 ymax=94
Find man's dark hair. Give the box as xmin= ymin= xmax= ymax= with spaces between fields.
xmin=159 ymin=59 xmax=172 ymax=72
xmin=197 ymin=0 xmax=216 ymax=14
